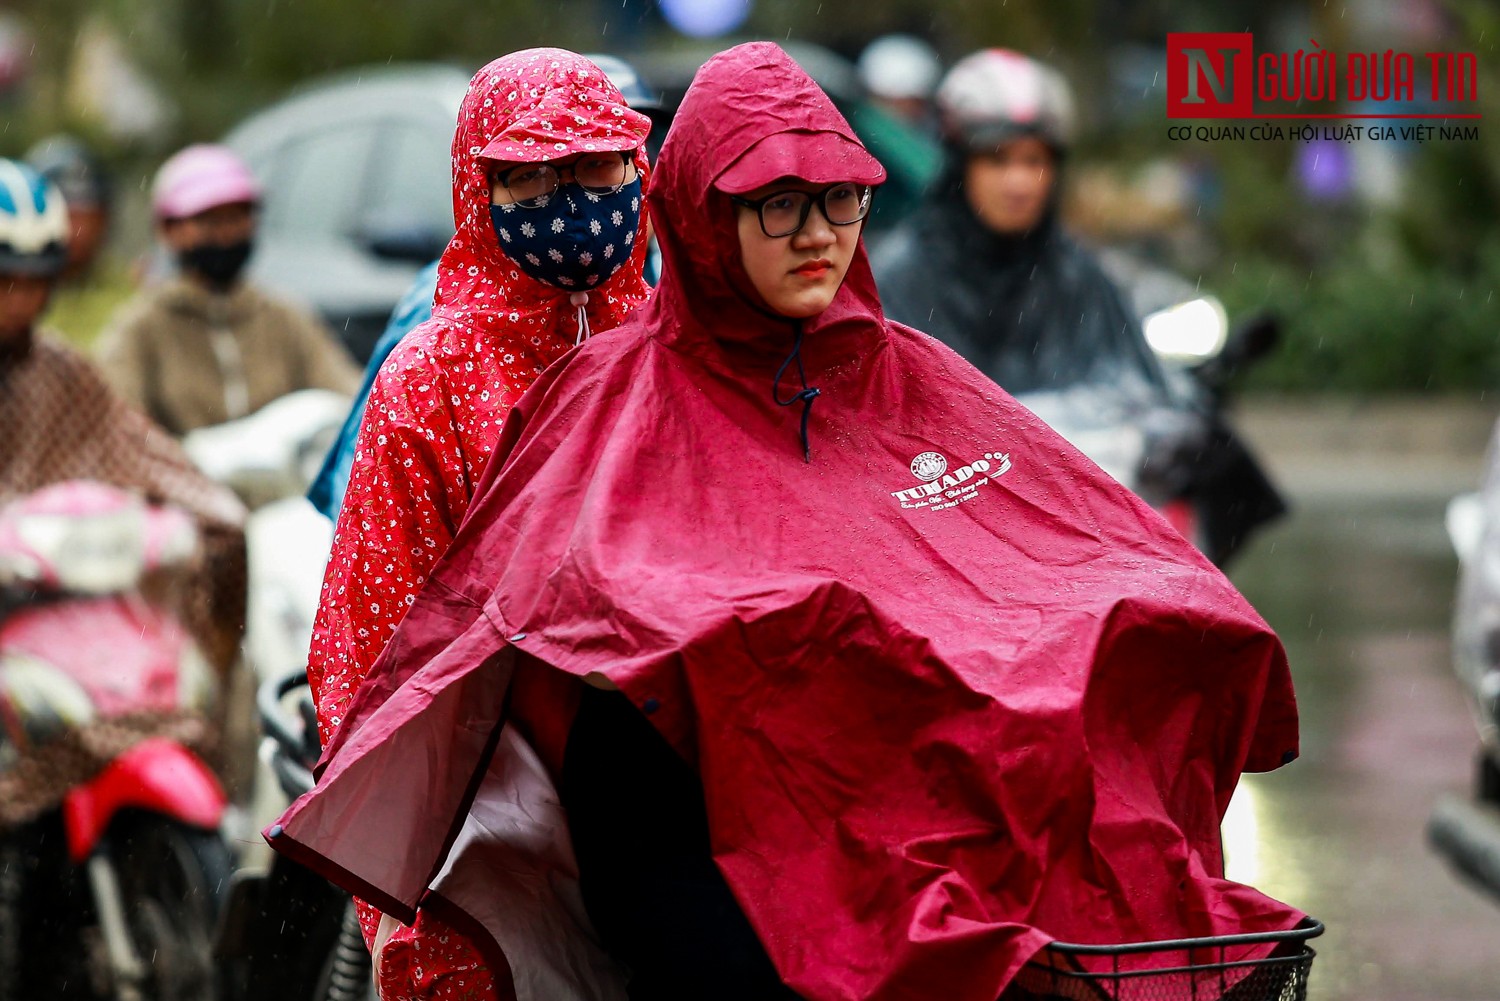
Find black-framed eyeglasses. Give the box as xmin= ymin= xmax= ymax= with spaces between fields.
xmin=492 ymin=151 xmax=635 ymax=209
xmin=731 ymin=183 xmax=873 ymax=238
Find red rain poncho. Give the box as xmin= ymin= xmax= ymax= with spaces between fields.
xmin=276 ymin=43 xmax=1302 ymax=1001
xmin=304 ymin=48 xmax=650 ymax=994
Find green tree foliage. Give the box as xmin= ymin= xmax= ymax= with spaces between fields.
xmin=125 ymin=0 xmax=571 ymax=136
xmin=1393 ymin=0 xmax=1500 ymax=274
xmin=1216 ymin=244 xmax=1500 ymax=393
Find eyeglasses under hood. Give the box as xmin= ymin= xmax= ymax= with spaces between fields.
xmin=434 ymin=48 xmax=653 ymax=351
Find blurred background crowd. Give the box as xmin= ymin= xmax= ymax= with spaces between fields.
xmin=0 ymin=0 xmax=1494 ymax=390
xmin=2 ymin=2 xmax=1500 ymax=998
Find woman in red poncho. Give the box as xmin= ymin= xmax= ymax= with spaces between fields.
xmin=276 ymin=43 xmax=1305 ymax=1001
xmin=307 ymin=49 xmax=652 ymax=999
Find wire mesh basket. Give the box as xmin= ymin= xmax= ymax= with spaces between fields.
xmin=1003 ymin=919 xmax=1324 ymax=1001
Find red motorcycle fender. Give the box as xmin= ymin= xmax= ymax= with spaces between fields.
xmin=62 ymin=737 xmax=227 ymax=863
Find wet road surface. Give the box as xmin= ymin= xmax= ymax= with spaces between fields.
xmin=1227 ymin=402 xmax=1500 ymax=1000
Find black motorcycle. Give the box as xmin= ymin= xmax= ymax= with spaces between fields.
xmin=1007 ymin=297 xmax=1285 ymax=569
xmin=215 ymin=669 xmax=372 ymax=1001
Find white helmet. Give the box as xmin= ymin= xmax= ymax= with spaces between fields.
xmin=858 ymin=34 xmax=942 ymax=101
xmin=0 ymin=158 xmax=69 ymax=277
xmin=936 ymin=49 xmax=1077 ymax=154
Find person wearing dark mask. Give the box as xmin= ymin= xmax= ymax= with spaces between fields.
xmin=307 ymin=49 xmax=654 ymax=1001
xmin=305 ymin=52 xmax=666 ymax=523
xmin=96 ymin=143 xmax=358 ymax=436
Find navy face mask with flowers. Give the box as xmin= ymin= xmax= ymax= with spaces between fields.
xmin=490 ymin=177 xmax=643 ymax=291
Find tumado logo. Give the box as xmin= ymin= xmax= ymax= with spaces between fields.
xmin=910 ymin=451 xmax=948 ymax=481
xmin=892 ymin=449 xmax=1012 ymax=513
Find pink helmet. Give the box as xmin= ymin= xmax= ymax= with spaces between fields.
xmin=151 ymin=144 xmax=261 ymax=221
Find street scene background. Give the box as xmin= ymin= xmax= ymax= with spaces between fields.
xmin=2 ymin=0 xmax=1497 ymax=998
xmin=1232 ymin=399 xmax=1495 ymax=1000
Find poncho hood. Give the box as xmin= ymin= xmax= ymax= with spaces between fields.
xmin=645 ymin=42 xmax=886 ymax=360
xmin=433 ymin=49 xmax=652 ymax=348
xmin=271 ymin=42 xmax=1303 ymax=1001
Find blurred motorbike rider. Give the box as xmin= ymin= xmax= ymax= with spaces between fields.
xmin=306 ymin=52 xmax=666 ymax=521
xmin=308 ymin=49 xmax=653 ymax=999
xmin=96 ymin=143 xmax=359 ymax=436
xmin=25 ymin=134 xmax=112 ymax=283
xmin=0 ymin=158 xmax=249 ymax=781
xmin=872 ymin=48 xmax=1165 ymax=396
xmin=856 ymin=33 xmax=942 ymax=132
xmin=872 ymin=50 xmax=1284 ymax=562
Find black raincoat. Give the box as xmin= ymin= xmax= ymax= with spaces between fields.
xmin=871 ymin=170 xmax=1167 ymax=397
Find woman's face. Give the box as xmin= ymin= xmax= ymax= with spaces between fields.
xmin=962 ymin=135 xmax=1056 ymax=235
xmin=734 ymin=180 xmax=863 ymax=319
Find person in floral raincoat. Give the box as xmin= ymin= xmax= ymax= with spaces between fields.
xmin=306 ymin=48 xmax=652 ymax=1000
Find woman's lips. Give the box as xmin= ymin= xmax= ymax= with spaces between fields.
xmin=792 ymin=259 xmax=833 ymax=278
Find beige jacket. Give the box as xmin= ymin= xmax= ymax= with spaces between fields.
xmin=97 ymin=277 xmax=360 ymax=436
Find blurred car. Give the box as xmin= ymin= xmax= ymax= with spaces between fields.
xmin=1430 ymin=424 xmax=1500 ymax=902
xmin=224 ymin=64 xmax=468 ymax=363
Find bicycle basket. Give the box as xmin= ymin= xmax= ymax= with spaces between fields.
xmin=1003 ymin=918 xmax=1323 ymax=1001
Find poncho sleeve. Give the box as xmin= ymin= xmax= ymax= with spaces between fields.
xmin=308 ymin=345 xmax=475 ymax=746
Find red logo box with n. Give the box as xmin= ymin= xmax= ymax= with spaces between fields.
xmin=1167 ymin=33 xmax=1253 ymax=119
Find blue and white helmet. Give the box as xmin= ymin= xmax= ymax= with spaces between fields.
xmin=0 ymin=158 xmax=69 ymax=277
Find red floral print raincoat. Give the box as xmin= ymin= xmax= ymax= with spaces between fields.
xmin=306 ymin=48 xmax=650 ymax=1000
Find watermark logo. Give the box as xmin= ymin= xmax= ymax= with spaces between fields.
xmin=1166 ymin=32 xmax=1480 ymax=123
xmin=1167 ymin=32 xmax=1254 ymax=119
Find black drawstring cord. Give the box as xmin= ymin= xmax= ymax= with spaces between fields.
xmin=772 ymin=323 xmax=821 ymax=463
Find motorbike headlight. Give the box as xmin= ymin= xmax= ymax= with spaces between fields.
xmin=11 ymin=504 xmax=148 ymax=594
xmin=1142 ymin=296 xmax=1229 ymax=363
xmin=141 ymin=505 xmax=200 ymax=570
xmin=0 ymin=651 xmax=98 ymax=751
